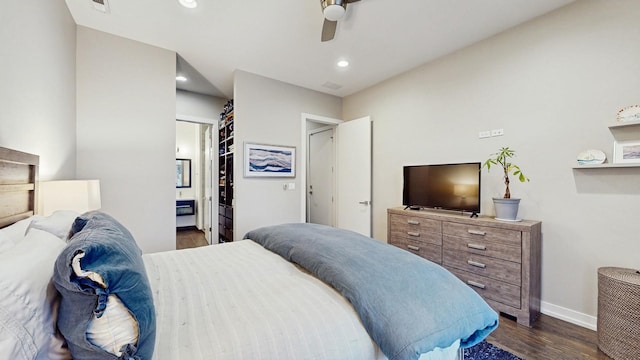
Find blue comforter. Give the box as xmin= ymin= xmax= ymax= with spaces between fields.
xmin=244 ymin=223 xmax=498 ymax=360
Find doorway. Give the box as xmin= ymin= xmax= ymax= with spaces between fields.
xmin=307 ymin=126 xmax=335 ymax=226
xmin=176 ymin=119 xmax=216 ymax=245
xmin=300 ymin=113 xmax=372 ymax=236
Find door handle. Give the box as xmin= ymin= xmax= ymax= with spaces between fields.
xmin=467 ymin=243 xmax=487 ymax=251
xmin=358 ymin=200 xmax=371 ymax=206
xmin=467 ymin=260 xmax=486 ymax=268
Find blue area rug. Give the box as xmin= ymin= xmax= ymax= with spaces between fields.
xmin=463 ymin=340 xmax=522 ymax=360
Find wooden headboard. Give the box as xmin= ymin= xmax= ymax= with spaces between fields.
xmin=0 ymin=147 xmax=39 ymax=228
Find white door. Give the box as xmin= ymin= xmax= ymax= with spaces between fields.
xmin=336 ymin=117 xmax=372 ymax=236
xmin=203 ymin=125 xmax=213 ymax=244
xmin=307 ymin=127 xmax=334 ymax=226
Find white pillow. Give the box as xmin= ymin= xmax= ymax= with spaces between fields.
xmin=0 ymin=217 xmax=41 ymax=253
xmin=26 ymin=210 xmax=80 ymax=241
xmin=86 ymin=295 xmax=138 ymax=356
xmin=0 ymin=228 xmax=71 ymax=360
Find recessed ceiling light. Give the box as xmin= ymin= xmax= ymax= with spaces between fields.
xmin=337 ymin=60 xmax=349 ymax=68
xmin=178 ymin=0 xmax=198 ymax=9
xmin=176 ymin=75 xmax=187 ymax=82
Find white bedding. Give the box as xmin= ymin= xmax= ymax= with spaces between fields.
xmin=143 ymin=240 xmax=460 ymax=360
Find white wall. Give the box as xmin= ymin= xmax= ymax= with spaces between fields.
xmin=343 ymin=0 xmax=640 ymax=328
xmin=233 ymin=71 xmax=342 ymax=240
xmin=0 ymin=0 xmax=76 ymax=180
xmin=75 ymin=27 xmax=176 ymax=253
xmin=176 ymin=90 xmax=226 ymax=122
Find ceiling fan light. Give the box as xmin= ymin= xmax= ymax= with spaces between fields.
xmin=324 ymin=4 xmax=345 ymax=21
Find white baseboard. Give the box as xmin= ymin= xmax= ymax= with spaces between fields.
xmin=540 ymin=301 xmax=597 ymax=331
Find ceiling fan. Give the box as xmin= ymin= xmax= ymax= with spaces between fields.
xmin=320 ymin=0 xmax=361 ymax=42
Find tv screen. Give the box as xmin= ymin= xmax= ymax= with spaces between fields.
xmin=403 ymin=162 xmax=481 ymax=213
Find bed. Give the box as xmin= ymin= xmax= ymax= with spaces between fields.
xmin=0 ymin=146 xmax=498 ymax=360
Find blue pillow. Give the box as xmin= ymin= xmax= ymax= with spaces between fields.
xmin=53 ymin=211 xmax=156 ymax=360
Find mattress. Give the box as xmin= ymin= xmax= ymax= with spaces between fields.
xmin=143 ymin=240 xmax=460 ymax=360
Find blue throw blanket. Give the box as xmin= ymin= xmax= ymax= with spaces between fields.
xmin=245 ymin=223 xmax=498 ymax=360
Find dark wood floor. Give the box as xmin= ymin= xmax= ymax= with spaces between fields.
xmin=175 ymin=228 xmax=610 ymax=359
xmin=488 ymin=314 xmax=611 ymax=360
xmin=176 ymin=227 xmax=209 ymax=249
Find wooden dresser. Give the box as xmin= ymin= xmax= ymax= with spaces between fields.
xmin=387 ymin=207 xmax=541 ymax=327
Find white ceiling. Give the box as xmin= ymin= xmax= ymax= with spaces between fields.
xmin=65 ymin=0 xmax=574 ymax=99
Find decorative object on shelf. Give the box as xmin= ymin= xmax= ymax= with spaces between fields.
xmin=576 ymin=149 xmax=606 ymax=165
xmin=483 ymin=146 xmax=529 ymax=221
xmin=244 ymin=143 xmax=296 ymax=178
xmin=613 ymin=140 xmax=640 ymax=164
xmin=616 ymin=105 xmax=640 ymax=123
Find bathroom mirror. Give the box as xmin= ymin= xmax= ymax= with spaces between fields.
xmin=176 ymin=158 xmax=191 ymax=188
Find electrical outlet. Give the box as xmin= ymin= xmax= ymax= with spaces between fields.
xmin=479 ymin=131 xmax=491 ymax=139
xmin=491 ymin=128 xmax=504 ymax=137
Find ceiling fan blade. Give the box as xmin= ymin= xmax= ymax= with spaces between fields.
xmin=321 ymin=19 xmax=337 ymax=42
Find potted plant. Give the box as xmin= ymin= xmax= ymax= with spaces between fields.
xmin=483 ymin=146 xmax=529 ymax=221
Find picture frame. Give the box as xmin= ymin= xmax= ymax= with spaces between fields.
xmin=244 ymin=142 xmax=296 ymax=178
xmin=613 ymin=140 xmax=640 ymax=164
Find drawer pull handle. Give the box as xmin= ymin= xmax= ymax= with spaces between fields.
xmin=468 ymin=229 xmax=486 ymax=236
xmin=407 ymin=220 xmax=420 ymax=225
xmin=467 ymin=280 xmax=486 ymax=289
xmin=467 ymin=260 xmax=486 ymax=268
xmin=407 ymin=245 xmax=420 ymax=252
xmin=467 ymin=243 xmax=487 ymax=251
xmin=407 ymin=232 xmax=420 ymax=237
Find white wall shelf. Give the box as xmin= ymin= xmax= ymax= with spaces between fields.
xmin=573 ymin=163 xmax=640 ymax=169
xmin=573 ymin=120 xmax=640 ymax=169
xmin=608 ymin=120 xmax=640 ymax=129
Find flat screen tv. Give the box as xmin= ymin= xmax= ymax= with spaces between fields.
xmin=403 ymin=162 xmax=481 ymax=214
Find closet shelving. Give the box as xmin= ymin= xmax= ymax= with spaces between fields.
xmin=218 ymin=100 xmax=234 ymax=242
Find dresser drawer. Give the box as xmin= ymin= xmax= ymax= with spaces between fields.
xmin=443 ymin=222 xmax=521 ymax=247
xmin=389 ymin=237 xmax=442 ymax=264
xmin=449 ymin=267 xmax=521 ymax=309
xmin=443 ymin=235 xmax=521 ymax=263
xmin=443 ymin=249 xmax=521 ymax=286
xmin=389 ymin=214 xmax=441 ymax=246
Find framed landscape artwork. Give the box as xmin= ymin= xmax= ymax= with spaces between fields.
xmin=244 ymin=143 xmax=296 ymax=177
xmin=613 ymin=140 xmax=640 ymax=164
